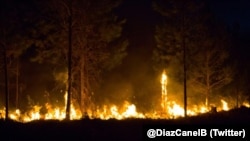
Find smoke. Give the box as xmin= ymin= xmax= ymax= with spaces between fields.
xmin=95 ymin=72 xmax=134 ymax=106
xmin=53 ymin=70 xmax=68 ymax=85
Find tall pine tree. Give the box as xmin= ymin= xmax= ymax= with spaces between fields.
xmin=153 ymin=0 xmax=233 ymax=108
xmin=153 ymin=0 xmax=206 ymax=116
xmin=0 ymin=0 xmax=33 ymax=119
xmin=30 ymin=0 xmax=128 ymax=117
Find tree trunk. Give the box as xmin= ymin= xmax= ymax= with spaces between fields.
xmin=181 ymin=2 xmax=187 ymax=118
xmin=3 ymin=45 xmax=9 ymax=120
xmin=235 ymin=87 xmax=239 ymax=108
xmin=66 ymin=0 xmax=73 ymax=120
xmin=80 ymin=57 xmax=85 ymax=116
xmin=205 ymin=89 xmax=209 ymax=107
xmin=205 ymin=51 xmax=210 ymax=108
xmin=16 ymin=59 xmax=19 ymax=109
xmin=183 ymin=34 xmax=187 ymax=117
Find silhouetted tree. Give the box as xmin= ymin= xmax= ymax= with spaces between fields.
xmin=30 ymin=0 xmax=128 ymax=117
xmin=189 ymin=23 xmax=233 ymax=107
xmin=153 ymin=0 xmax=206 ymax=117
xmin=0 ymin=0 xmax=32 ymax=119
xmin=227 ymin=22 xmax=250 ymax=107
xmin=153 ymin=0 xmax=234 ymax=108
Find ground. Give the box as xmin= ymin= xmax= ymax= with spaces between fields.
xmin=1 ymin=106 xmax=250 ymax=141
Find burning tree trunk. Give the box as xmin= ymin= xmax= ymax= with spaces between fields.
xmin=152 ymin=0 xmax=207 ymax=118
xmin=153 ymin=0 xmax=232 ymax=111
xmin=161 ymin=70 xmax=167 ymax=114
xmin=205 ymin=89 xmax=210 ymax=108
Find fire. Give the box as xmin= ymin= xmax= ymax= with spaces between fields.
xmin=0 ymin=70 xmax=249 ymax=122
xmin=9 ymin=109 xmax=21 ymax=121
xmin=243 ymin=102 xmax=250 ymax=108
xmin=167 ymin=101 xmax=184 ymax=117
xmin=0 ymin=98 xmax=249 ymax=122
xmin=221 ymin=99 xmax=229 ymax=111
xmin=161 ymin=70 xmax=168 ymax=112
xmin=0 ymin=92 xmax=82 ymax=122
xmin=93 ymin=101 xmax=145 ymax=120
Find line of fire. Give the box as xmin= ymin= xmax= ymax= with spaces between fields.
xmin=0 ymin=69 xmax=249 ymax=122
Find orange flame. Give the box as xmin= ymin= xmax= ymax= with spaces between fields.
xmin=0 ymin=98 xmax=249 ymax=122
xmin=161 ymin=70 xmax=168 ymax=112
xmin=0 ymin=71 xmax=249 ymax=122
xmin=220 ymin=99 xmax=229 ymax=111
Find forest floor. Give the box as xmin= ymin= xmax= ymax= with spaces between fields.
xmin=1 ymin=106 xmax=250 ymax=141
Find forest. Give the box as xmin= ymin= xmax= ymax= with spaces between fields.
xmin=1 ymin=0 xmax=250 ymax=121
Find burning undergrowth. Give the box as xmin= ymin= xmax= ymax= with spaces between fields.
xmin=1 ymin=70 xmax=249 ymax=123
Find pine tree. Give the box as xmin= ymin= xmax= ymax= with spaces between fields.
xmin=30 ymin=0 xmax=128 ymax=117
xmin=153 ymin=0 xmax=233 ymax=108
xmin=153 ymin=0 xmax=206 ymax=117
xmin=0 ymin=0 xmax=32 ymax=119
xmin=189 ymin=23 xmax=233 ymax=107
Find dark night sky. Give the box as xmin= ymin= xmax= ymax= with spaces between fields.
xmin=209 ymin=0 xmax=250 ymax=33
xmin=108 ymin=0 xmax=250 ymax=97
xmin=117 ymin=0 xmax=250 ymax=34
xmin=208 ymin=0 xmax=250 ymax=64
xmin=114 ymin=0 xmax=250 ymax=72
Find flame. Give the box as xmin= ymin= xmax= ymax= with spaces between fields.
xmin=0 ymin=92 xmax=82 ymax=122
xmin=161 ymin=70 xmax=168 ymax=112
xmin=0 ymin=70 xmax=249 ymax=122
xmin=167 ymin=101 xmax=184 ymax=117
xmin=221 ymin=99 xmax=229 ymax=111
xmin=0 ymin=98 xmax=249 ymax=122
xmin=243 ymin=102 xmax=250 ymax=108
xmin=9 ymin=109 xmax=21 ymax=121
xmin=93 ymin=101 xmax=145 ymax=120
